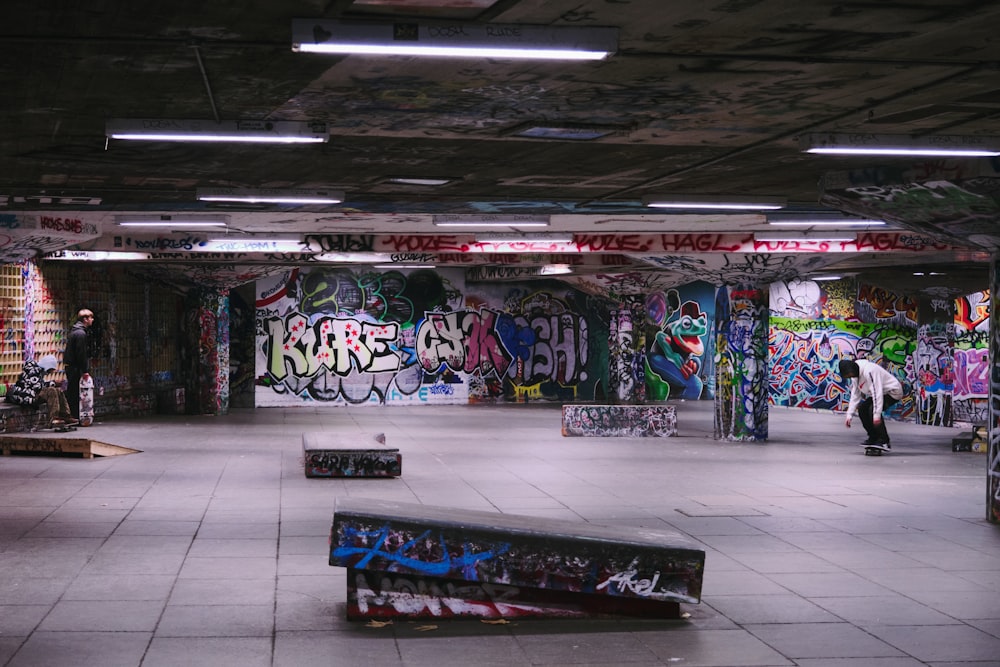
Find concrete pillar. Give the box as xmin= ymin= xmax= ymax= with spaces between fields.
xmin=915 ymin=297 xmax=955 ymax=426
xmin=988 ymin=257 xmax=1000 ymax=523
xmin=714 ymin=284 xmax=769 ymax=441
xmin=184 ymin=287 xmax=230 ymax=415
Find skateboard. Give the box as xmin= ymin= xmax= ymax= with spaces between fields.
xmin=79 ymin=373 xmax=94 ymax=427
xmin=52 ymin=423 xmax=78 ymax=433
xmin=859 ymin=443 xmax=890 ymax=456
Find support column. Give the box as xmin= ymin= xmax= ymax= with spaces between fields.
xmin=183 ymin=287 xmax=230 ymax=415
xmin=987 ymin=257 xmax=1000 ymax=523
xmin=915 ymin=297 xmax=955 ymax=426
xmin=714 ymin=284 xmax=769 ymax=441
xmin=609 ymin=296 xmax=646 ymax=404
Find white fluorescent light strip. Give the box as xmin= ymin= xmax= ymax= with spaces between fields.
xmin=642 ymin=195 xmax=786 ymax=211
xmin=292 ymin=20 xmax=618 ymax=61
xmin=477 ymin=236 xmax=574 ymax=244
xmin=647 ymin=202 xmax=784 ymax=210
xmin=372 ymin=264 xmax=436 ymax=269
xmin=107 ymin=119 xmax=328 ymax=144
xmin=118 ymin=221 xmax=227 ymax=228
xmin=802 ymin=133 xmax=1000 ymax=157
xmin=197 ymin=188 xmax=343 ymax=204
xmin=298 ymin=43 xmax=608 ymax=60
xmin=434 ymin=221 xmax=550 ymax=228
xmin=110 ymin=133 xmax=323 ymax=144
xmin=768 ymin=220 xmax=885 ymax=227
xmin=755 ymin=233 xmax=856 ymax=242
xmin=807 ymin=147 xmax=1000 ymax=157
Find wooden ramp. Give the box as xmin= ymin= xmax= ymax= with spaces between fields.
xmin=1 ymin=435 xmax=141 ymax=458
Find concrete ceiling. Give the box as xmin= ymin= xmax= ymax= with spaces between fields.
xmin=3 ymin=0 xmax=999 ymax=296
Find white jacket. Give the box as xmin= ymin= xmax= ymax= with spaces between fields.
xmin=846 ymin=359 xmax=904 ymax=418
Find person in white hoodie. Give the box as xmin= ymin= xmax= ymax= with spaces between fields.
xmin=839 ymin=359 xmax=904 ymax=448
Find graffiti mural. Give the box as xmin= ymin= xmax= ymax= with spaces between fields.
xmin=769 ymin=317 xmax=915 ymax=420
xmin=953 ymin=290 xmax=990 ymax=424
xmin=645 ymin=282 xmax=715 ymax=401
xmin=255 ymin=267 xmax=603 ymax=406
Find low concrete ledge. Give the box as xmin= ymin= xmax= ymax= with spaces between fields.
xmin=561 ymin=404 xmax=677 ymax=437
xmin=302 ymin=431 xmax=401 ymax=478
xmin=330 ymin=497 xmax=704 ymax=620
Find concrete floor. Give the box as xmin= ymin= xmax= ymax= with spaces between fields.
xmin=0 ymin=401 xmax=998 ymax=667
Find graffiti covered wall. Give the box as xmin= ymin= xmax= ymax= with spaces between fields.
xmin=954 ymin=290 xmax=990 ymax=424
xmin=644 ymin=282 xmax=716 ymax=401
xmin=254 ymin=267 xmax=608 ymax=406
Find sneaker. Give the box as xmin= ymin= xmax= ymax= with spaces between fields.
xmin=860 ymin=439 xmax=878 ymax=446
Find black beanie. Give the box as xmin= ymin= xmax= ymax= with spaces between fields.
xmin=838 ymin=360 xmax=859 ymax=378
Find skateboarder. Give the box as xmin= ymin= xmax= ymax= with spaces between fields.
xmin=63 ymin=308 xmax=94 ymax=420
xmin=839 ymin=359 xmax=903 ymax=449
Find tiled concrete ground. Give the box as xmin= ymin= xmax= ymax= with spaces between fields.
xmin=0 ymin=402 xmax=998 ymax=666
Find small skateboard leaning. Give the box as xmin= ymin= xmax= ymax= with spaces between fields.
xmin=79 ymin=373 xmax=94 ymax=427
xmin=859 ymin=443 xmax=890 ymax=456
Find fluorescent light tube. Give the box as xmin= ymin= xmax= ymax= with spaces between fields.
xmin=197 ymin=188 xmax=343 ymax=204
xmin=754 ymin=232 xmax=857 ymax=242
xmin=116 ymin=215 xmax=229 ymax=228
xmin=433 ymin=215 xmax=549 ymax=228
xmin=373 ymin=264 xmax=436 ymax=269
xmin=107 ymin=119 xmax=328 ymax=144
xmin=476 ymin=233 xmax=574 ymax=244
xmin=766 ymin=212 xmax=885 ymax=226
xmin=801 ymin=133 xmax=1000 ymax=157
xmin=292 ymin=19 xmax=618 ymax=61
xmin=387 ymin=177 xmax=453 ymax=186
xmin=642 ymin=194 xmax=786 ymax=210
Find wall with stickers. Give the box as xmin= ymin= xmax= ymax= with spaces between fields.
xmin=0 ymin=259 xmax=184 ymax=419
xmin=254 ymin=267 xmax=610 ymax=406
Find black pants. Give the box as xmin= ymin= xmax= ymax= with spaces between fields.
xmin=857 ymin=394 xmax=899 ymax=443
xmin=65 ymin=368 xmax=82 ymax=419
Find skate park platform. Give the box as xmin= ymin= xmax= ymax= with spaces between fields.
xmin=0 ymin=402 xmax=997 ymax=666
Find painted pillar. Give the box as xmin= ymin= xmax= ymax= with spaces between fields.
xmin=609 ymin=296 xmax=646 ymax=404
xmin=714 ymin=284 xmax=769 ymax=441
xmin=184 ymin=287 xmax=230 ymax=415
xmin=987 ymin=257 xmax=1000 ymax=523
xmin=915 ymin=296 xmax=955 ymax=426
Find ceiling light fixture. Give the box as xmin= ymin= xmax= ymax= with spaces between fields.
xmin=642 ymin=194 xmax=786 ymax=210
xmin=810 ymin=275 xmax=844 ymax=281
xmin=372 ymin=264 xmax=437 ymax=270
xmin=766 ymin=212 xmax=886 ymax=226
xmin=197 ymin=188 xmax=344 ymax=204
xmin=107 ymin=119 xmax=329 ymax=144
xmin=754 ymin=231 xmax=857 ymax=242
xmin=292 ymin=19 xmax=618 ymax=61
xmin=476 ymin=233 xmax=574 ymax=244
xmin=116 ymin=215 xmax=229 ymax=228
xmin=387 ymin=177 xmax=454 ymax=186
xmin=433 ymin=215 xmax=550 ymax=228
xmin=801 ymin=133 xmax=1000 ymax=157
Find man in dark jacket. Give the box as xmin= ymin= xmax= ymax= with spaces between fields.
xmin=63 ymin=309 xmax=94 ymax=419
